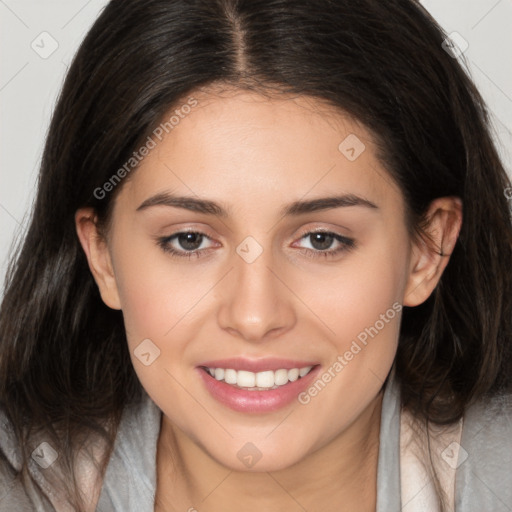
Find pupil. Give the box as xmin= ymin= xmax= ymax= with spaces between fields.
xmin=311 ymin=233 xmax=333 ymax=250
xmin=179 ymin=233 xmax=202 ymax=251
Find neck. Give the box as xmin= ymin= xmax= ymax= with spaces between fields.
xmin=155 ymin=391 xmax=383 ymax=512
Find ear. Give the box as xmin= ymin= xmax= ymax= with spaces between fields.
xmin=403 ymin=197 xmax=462 ymax=307
xmin=75 ymin=208 xmax=122 ymax=310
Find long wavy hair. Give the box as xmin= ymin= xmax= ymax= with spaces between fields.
xmin=1 ymin=0 xmax=511 ymax=509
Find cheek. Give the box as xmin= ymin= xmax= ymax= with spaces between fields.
xmin=110 ymin=233 xmax=209 ymax=348
xmin=110 ymin=238 xmax=212 ymax=405
xmin=288 ymin=242 xmax=406 ymax=446
xmin=299 ymin=234 xmax=407 ymax=352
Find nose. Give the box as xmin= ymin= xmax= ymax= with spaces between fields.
xmin=217 ymin=242 xmax=297 ymax=342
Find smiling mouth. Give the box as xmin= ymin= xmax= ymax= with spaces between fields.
xmin=199 ymin=365 xmax=317 ymax=391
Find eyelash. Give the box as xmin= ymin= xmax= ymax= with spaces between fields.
xmin=157 ymin=229 xmax=356 ymax=260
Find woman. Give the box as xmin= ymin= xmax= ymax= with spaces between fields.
xmin=1 ymin=1 xmax=511 ymax=511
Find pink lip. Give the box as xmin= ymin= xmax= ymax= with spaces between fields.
xmin=197 ymin=357 xmax=318 ymax=372
xmin=196 ymin=364 xmax=321 ymax=413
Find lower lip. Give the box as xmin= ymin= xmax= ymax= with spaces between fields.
xmin=196 ymin=366 xmax=321 ymax=413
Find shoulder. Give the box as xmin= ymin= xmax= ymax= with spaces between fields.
xmin=0 ymin=389 xmax=162 ymax=511
xmin=96 ymin=388 xmax=162 ymax=510
xmin=455 ymin=391 xmax=512 ymax=511
xmin=0 ymin=404 xmax=52 ymax=510
xmin=0 ymin=469 xmax=43 ymax=511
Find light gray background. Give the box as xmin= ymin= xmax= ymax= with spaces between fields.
xmin=1 ymin=0 xmax=511 ymax=294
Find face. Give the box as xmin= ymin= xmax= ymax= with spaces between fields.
xmin=76 ymin=88 xmax=459 ymax=472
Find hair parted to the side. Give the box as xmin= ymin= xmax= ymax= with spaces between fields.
xmin=1 ymin=0 xmax=511 ymax=510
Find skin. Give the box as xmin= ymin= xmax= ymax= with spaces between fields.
xmin=76 ymin=88 xmax=462 ymax=512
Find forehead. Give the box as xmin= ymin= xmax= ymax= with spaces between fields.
xmin=116 ymin=88 xmax=402 ymax=218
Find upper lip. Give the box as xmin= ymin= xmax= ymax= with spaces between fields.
xmin=197 ymin=357 xmax=319 ymax=373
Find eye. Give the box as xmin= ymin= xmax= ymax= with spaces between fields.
xmin=157 ymin=229 xmax=356 ymax=260
xmin=293 ymin=230 xmax=356 ymax=259
xmin=157 ymin=231 xmax=215 ymax=259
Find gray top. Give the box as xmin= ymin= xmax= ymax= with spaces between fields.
xmin=1 ymin=371 xmax=511 ymax=511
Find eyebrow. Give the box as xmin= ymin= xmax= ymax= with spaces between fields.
xmin=136 ymin=192 xmax=379 ymax=217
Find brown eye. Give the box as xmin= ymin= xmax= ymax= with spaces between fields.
xmin=175 ymin=232 xmax=204 ymax=251
xmin=308 ymin=232 xmax=335 ymax=251
xmin=294 ymin=230 xmax=356 ymax=260
xmin=157 ymin=230 xmax=214 ymax=259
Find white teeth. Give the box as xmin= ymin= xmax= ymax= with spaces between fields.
xmin=237 ymin=370 xmax=256 ymax=388
xmin=274 ymin=369 xmax=289 ymax=386
xmin=256 ymin=370 xmax=274 ymax=388
xmin=299 ymin=366 xmax=312 ymax=377
xmin=288 ymin=368 xmax=299 ymax=382
xmin=224 ymin=368 xmax=237 ymax=385
xmin=204 ymin=365 xmax=315 ymax=390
